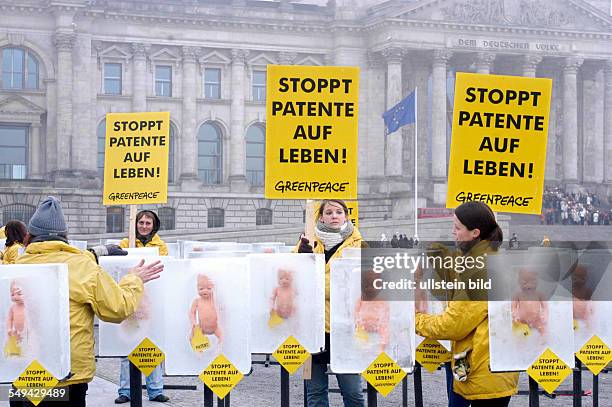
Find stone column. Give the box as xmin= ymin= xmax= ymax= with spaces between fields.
xmin=180 ymin=46 xmax=199 ymax=183
xmin=562 ymin=57 xmax=583 ymax=184
xmin=582 ymin=62 xmax=604 ymax=183
xmin=431 ymin=50 xmax=452 ymax=204
xmin=229 ymin=49 xmax=249 ymax=189
xmin=605 ymin=61 xmax=612 ymax=183
xmin=366 ymin=52 xmax=386 ymax=180
xmin=522 ymin=55 xmax=542 ymax=78
xmin=44 ymin=79 xmax=57 ymax=175
xmin=475 ymin=52 xmax=496 ymax=74
xmin=131 ymin=43 xmax=148 ymax=112
xmin=382 ymin=47 xmax=404 ymax=177
xmin=29 ymin=123 xmax=41 ymax=178
xmin=54 ymin=31 xmax=76 ymax=173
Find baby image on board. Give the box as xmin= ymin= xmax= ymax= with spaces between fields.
xmin=354 ymin=271 xmax=389 ymax=353
xmin=511 ymin=268 xmax=548 ymax=339
xmin=571 ymin=264 xmax=593 ymax=331
xmin=189 ymin=274 xmax=223 ymax=353
xmin=268 ymin=268 xmax=297 ymax=328
xmin=4 ymin=280 xmax=27 ymax=358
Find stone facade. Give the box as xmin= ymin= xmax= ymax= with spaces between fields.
xmin=0 ymin=0 xmax=610 ymax=236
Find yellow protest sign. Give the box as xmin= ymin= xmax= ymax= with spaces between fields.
xmin=416 ymin=339 xmax=451 ymax=373
xmin=128 ymin=337 xmax=165 ymax=376
xmin=265 ymin=65 xmax=359 ymax=199
xmin=446 ymin=73 xmax=552 ymax=214
xmin=576 ymin=335 xmax=612 ymax=375
xmin=361 ymin=352 xmax=407 ymax=397
xmin=12 ymin=360 xmax=59 ymax=406
xmin=272 ymin=335 xmax=310 ymax=374
xmin=103 ymin=112 xmax=170 ymax=205
xmin=527 ymin=348 xmax=572 ymax=394
xmin=199 ymin=354 xmax=244 ymax=399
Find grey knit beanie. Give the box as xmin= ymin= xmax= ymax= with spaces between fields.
xmin=28 ymin=196 xmax=68 ymax=236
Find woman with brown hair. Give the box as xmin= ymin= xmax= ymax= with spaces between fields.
xmin=1 ymin=220 xmax=27 ymax=264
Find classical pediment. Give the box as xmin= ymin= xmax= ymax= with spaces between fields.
xmin=98 ymin=45 xmax=131 ymax=60
xmin=0 ymin=95 xmax=45 ymax=115
xmin=295 ymin=55 xmax=323 ymax=66
xmin=248 ymin=53 xmax=277 ymax=66
xmin=199 ymin=50 xmax=231 ymax=65
xmin=379 ymin=0 xmax=612 ymax=31
xmin=149 ymin=47 xmax=179 ymax=61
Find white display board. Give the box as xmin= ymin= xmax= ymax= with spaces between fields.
xmin=98 ymin=256 xmax=166 ymax=356
xmin=166 ymin=242 xmax=179 ymax=258
xmin=125 ymin=247 xmax=159 ymax=256
xmin=488 ymin=251 xmax=574 ymax=371
xmin=249 ymin=253 xmax=325 ymax=354
xmin=0 ymin=264 xmax=70 ymax=383
xmin=187 ymin=251 xmax=249 ymax=259
xmin=330 ymin=258 xmax=415 ymax=373
xmin=251 ymin=242 xmax=285 ymax=253
xmin=181 ymin=241 xmax=253 ymax=258
xmin=164 ymin=258 xmax=251 ymax=374
xmin=68 ymin=240 xmax=88 ymax=251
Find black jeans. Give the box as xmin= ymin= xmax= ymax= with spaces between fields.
xmin=9 ymin=383 xmax=88 ymax=407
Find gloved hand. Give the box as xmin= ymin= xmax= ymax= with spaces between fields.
xmin=297 ymin=237 xmax=313 ymax=253
xmin=90 ymin=244 xmax=128 ymax=257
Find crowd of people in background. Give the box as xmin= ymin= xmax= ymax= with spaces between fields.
xmin=380 ymin=233 xmax=417 ymax=248
xmin=541 ymin=187 xmax=611 ymax=225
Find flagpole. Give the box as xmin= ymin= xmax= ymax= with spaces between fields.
xmin=414 ymin=86 xmax=419 ymax=241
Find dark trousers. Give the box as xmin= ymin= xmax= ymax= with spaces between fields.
xmin=9 ymin=383 xmax=88 ymax=407
xmin=444 ymin=363 xmax=510 ymax=407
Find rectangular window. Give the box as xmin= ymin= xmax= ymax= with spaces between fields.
xmin=252 ymin=70 xmax=266 ymax=101
xmin=104 ymin=63 xmax=122 ymax=95
xmin=204 ymin=68 xmax=221 ymax=99
xmin=2 ymin=48 xmax=24 ymax=89
xmin=155 ymin=65 xmax=172 ymax=97
xmin=0 ymin=125 xmax=28 ymax=179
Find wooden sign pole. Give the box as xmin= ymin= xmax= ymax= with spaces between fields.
xmin=128 ymin=205 xmax=137 ymax=248
xmin=302 ymin=199 xmax=317 ymax=380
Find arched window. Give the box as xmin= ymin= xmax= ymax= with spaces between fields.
xmin=2 ymin=203 xmax=35 ymax=225
xmin=1 ymin=47 xmax=39 ymax=89
xmin=197 ymin=122 xmax=222 ymax=184
xmin=106 ymin=206 xmax=124 ymax=233
xmin=158 ymin=207 xmax=175 ymax=230
xmin=256 ymin=208 xmax=272 ymax=226
xmin=246 ymin=124 xmax=265 ymax=186
xmin=207 ymin=208 xmax=224 ymax=228
xmin=97 ymin=121 xmax=106 ymax=177
xmin=168 ymin=124 xmax=175 ymax=183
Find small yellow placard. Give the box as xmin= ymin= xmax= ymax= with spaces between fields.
xmin=576 ymin=335 xmax=612 ymax=375
xmin=527 ymin=348 xmax=572 ymax=394
xmin=12 ymin=360 xmax=59 ymax=406
xmin=103 ymin=111 xmax=170 ymax=205
xmin=361 ymin=352 xmax=407 ymax=397
xmin=416 ymin=339 xmax=451 ymax=373
xmin=128 ymin=337 xmax=165 ymax=376
xmin=199 ymin=354 xmax=244 ymax=399
xmin=272 ymin=335 xmax=310 ymax=374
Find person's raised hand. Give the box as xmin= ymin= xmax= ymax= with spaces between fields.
xmin=129 ymin=259 xmax=164 ymax=283
xmin=298 ymin=236 xmax=313 ymax=253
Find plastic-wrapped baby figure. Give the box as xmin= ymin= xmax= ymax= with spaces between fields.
xmin=354 ymin=271 xmax=389 ymax=352
xmin=511 ymin=269 xmax=548 ymax=338
xmin=268 ymin=268 xmax=296 ymax=328
xmin=189 ymin=274 xmax=222 ymax=352
xmin=5 ymin=281 xmax=26 ymax=357
xmin=571 ymin=264 xmax=593 ymax=330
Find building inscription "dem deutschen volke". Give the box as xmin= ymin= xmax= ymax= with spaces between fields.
xmin=449 ymin=38 xmax=570 ymax=53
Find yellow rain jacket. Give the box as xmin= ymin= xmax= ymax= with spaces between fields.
xmin=415 ymin=240 xmax=518 ymax=400
xmin=2 ymin=243 xmax=23 ymax=264
xmin=295 ymin=227 xmax=362 ymax=333
xmin=119 ymin=233 xmax=168 ymax=256
xmin=0 ymin=226 xmax=5 ymax=238
xmin=16 ymin=240 xmax=144 ymax=385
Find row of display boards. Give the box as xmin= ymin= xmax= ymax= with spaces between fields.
xmin=1 ymin=244 xmax=611 ymax=404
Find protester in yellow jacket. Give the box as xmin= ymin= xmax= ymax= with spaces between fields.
xmin=0 ymin=225 xmax=5 ymax=239
xmin=1 ymin=220 xmax=26 ymax=264
xmin=119 ymin=210 xmax=168 ymax=256
xmin=297 ymin=199 xmax=364 ymax=407
xmin=416 ymin=201 xmax=518 ymax=405
xmin=15 ymin=197 xmax=163 ymax=407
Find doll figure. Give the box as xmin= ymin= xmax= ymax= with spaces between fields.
xmin=5 ymin=281 xmax=27 ymax=357
xmin=189 ymin=274 xmax=222 ymax=352
xmin=121 ymin=291 xmax=151 ymax=332
xmin=511 ymin=269 xmax=548 ymax=338
xmin=571 ymin=264 xmax=593 ymax=330
xmin=354 ymin=271 xmax=390 ymax=352
xmin=268 ymin=268 xmax=296 ymax=328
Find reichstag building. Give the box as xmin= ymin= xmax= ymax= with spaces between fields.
xmin=0 ymin=0 xmax=610 ymax=235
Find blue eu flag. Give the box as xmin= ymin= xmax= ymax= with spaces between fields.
xmin=382 ymin=91 xmax=416 ymax=134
